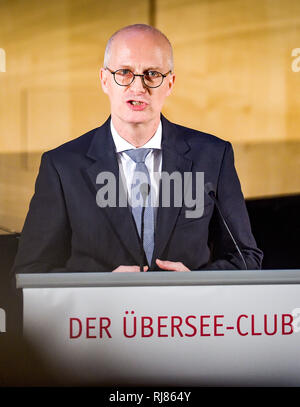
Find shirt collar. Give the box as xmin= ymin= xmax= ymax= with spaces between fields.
xmin=110 ymin=118 xmax=162 ymax=153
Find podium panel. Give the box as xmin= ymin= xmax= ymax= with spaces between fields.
xmin=16 ymin=270 xmax=300 ymax=386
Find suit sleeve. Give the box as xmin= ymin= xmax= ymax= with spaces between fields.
xmin=12 ymin=152 xmax=71 ymax=274
xmin=204 ymin=142 xmax=263 ymax=270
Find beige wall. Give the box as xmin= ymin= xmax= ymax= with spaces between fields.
xmin=158 ymin=0 xmax=300 ymax=197
xmin=0 ymin=0 xmax=299 ymax=231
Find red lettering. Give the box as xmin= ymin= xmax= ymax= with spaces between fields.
xmin=123 ymin=312 xmax=136 ymax=338
xmin=282 ymin=314 xmax=293 ymax=335
xmin=158 ymin=316 xmax=168 ymax=337
xmin=185 ymin=315 xmax=197 ymax=337
xmin=214 ymin=315 xmax=224 ymax=336
xmin=264 ymin=314 xmax=277 ymax=336
xmin=99 ymin=317 xmax=112 ymax=338
xmin=200 ymin=315 xmax=210 ymax=336
xmin=141 ymin=317 xmax=153 ymax=337
xmin=70 ymin=318 xmax=82 ymax=339
xmin=171 ymin=316 xmax=183 ymax=337
xmin=237 ymin=314 xmax=248 ymax=336
xmin=251 ymin=314 xmax=262 ymax=336
xmin=86 ymin=317 xmax=97 ymax=338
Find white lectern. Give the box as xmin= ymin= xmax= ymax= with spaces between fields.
xmin=16 ymin=270 xmax=300 ymax=386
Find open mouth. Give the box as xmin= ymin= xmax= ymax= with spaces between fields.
xmin=128 ymin=100 xmax=146 ymax=105
xmin=126 ymin=100 xmax=148 ymax=110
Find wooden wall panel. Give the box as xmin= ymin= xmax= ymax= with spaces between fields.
xmin=0 ymin=0 xmax=299 ymax=231
xmin=157 ymin=0 xmax=300 ymax=197
xmin=0 ymin=0 xmax=148 ymax=230
xmin=234 ymin=141 xmax=300 ymax=197
xmin=0 ymin=0 xmax=149 ymax=153
xmin=159 ymin=0 xmax=300 ymax=142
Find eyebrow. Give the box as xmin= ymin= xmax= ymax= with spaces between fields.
xmin=118 ymin=64 xmax=163 ymax=71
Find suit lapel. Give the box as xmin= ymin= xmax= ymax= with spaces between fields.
xmin=84 ymin=118 xmax=142 ymax=265
xmin=84 ymin=116 xmax=194 ymax=268
xmin=151 ymin=116 xmax=192 ymax=268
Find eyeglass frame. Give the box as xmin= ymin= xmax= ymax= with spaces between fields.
xmin=105 ymin=67 xmax=173 ymax=88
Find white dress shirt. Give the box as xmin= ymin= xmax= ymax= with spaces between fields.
xmin=110 ymin=119 xmax=162 ymax=213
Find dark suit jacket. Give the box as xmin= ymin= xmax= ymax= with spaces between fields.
xmin=13 ymin=115 xmax=263 ymax=273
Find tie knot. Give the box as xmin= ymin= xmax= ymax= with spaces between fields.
xmin=124 ymin=148 xmax=152 ymax=163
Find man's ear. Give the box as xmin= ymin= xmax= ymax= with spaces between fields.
xmin=166 ymin=73 xmax=175 ymax=97
xmin=100 ymin=67 xmax=108 ymax=94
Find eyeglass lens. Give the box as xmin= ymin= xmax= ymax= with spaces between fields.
xmin=114 ymin=69 xmax=163 ymax=87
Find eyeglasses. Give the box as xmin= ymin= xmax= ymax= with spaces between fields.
xmin=105 ymin=67 xmax=172 ymax=88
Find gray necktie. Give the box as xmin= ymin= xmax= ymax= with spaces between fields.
xmin=124 ymin=148 xmax=154 ymax=266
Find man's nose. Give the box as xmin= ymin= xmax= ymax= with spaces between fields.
xmin=130 ymin=75 xmax=147 ymax=92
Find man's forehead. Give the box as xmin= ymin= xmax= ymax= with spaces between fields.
xmin=111 ymin=37 xmax=167 ymax=64
xmin=113 ymin=29 xmax=166 ymax=45
xmin=111 ymin=31 xmax=169 ymax=55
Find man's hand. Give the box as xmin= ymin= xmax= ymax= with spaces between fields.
xmin=156 ymin=259 xmax=190 ymax=272
xmin=112 ymin=265 xmax=148 ymax=272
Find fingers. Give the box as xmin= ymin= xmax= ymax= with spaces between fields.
xmin=112 ymin=261 xmax=191 ymax=272
xmin=112 ymin=265 xmax=148 ymax=272
xmin=155 ymin=259 xmax=175 ymax=270
xmin=156 ymin=259 xmax=190 ymax=272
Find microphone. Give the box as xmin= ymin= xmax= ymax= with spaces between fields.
xmin=205 ymin=183 xmax=248 ymax=270
xmin=140 ymin=183 xmax=150 ymax=271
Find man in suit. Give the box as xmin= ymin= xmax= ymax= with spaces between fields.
xmin=13 ymin=24 xmax=263 ymax=274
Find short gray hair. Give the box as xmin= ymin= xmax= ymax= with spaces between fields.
xmin=103 ymin=24 xmax=174 ymax=71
